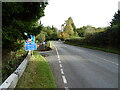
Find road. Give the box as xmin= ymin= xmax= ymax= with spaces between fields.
xmin=40 ymin=41 xmax=119 ymax=88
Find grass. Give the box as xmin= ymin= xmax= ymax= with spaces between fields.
xmin=49 ymin=41 xmax=54 ymax=49
xmin=16 ymin=51 xmax=57 ymax=88
xmin=64 ymin=41 xmax=120 ymax=55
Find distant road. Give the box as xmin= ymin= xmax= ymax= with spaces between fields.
xmin=42 ymin=41 xmax=119 ymax=88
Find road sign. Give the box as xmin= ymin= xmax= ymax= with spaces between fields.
xmin=25 ymin=35 xmax=35 ymax=44
xmin=30 ymin=35 xmax=35 ymax=43
xmin=25 ymin=43 xmax=37 ymax=51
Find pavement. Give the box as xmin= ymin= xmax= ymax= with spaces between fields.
xmin=39 ymin=41 xmax=119 ymax=88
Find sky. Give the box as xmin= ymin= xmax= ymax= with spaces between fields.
xmin=40 ymin=0 xmax=119 ymax=30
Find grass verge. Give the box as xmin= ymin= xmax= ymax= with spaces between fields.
xmin=16 ymin=51 xmax=57 ymax=88
xmin=64 ymin=41 xmax=120 ymax=55
xmin=49 ymin=41 xmax=54 ymax=49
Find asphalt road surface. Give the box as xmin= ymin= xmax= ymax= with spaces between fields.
xmin=40 ymin=41 xmax=119 ymax=88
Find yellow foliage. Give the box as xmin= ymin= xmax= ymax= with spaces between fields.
xmin=60 ymin=32 xmax=69 ymax=39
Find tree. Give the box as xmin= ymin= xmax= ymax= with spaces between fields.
xmin=36 ymin=32 xmax=46 ymax=43
xmin=68 ymin=17 xmax=76 ymax=31
xmin=107 ymin=10 xmax=120 ymax=47
xmin=63 ymin=17 xmax=74 ymax=38
xmin=64 ymin=24 xmax=74 ymax=36
xmin=110 ymin=10 xmax=120 ymax=26
xmin=58 ymin=32 xmax=69 ymax=40
xmin=76 ymin=27 xmax=85 ymax=37
xmin=36 ymin=25 xmax=59 ymax=42
xmin=2 ymin=2 xmax=48 ymax=51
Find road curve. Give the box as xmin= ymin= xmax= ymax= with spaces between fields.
xmin=54 ymin=41 xmax=119 ymax=88
xmin=41 ymin=41 xmax=119 ymax=88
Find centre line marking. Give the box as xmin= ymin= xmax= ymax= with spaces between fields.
xmin=60 ymin=64 xmax=63 ymax=68
xmin=60 ymin=69 xmax=64 ymax=74
xmin=65 ymin=87 xmax=69 ymax=90
xmin=54 ymin=45 xmax=69 ymax=88
xmin=57 ymin=55 xmax=60 ymax=59
xmin=59 ymin=60 xmax=61 ymax=63
xmin=62 ymin=75 xmax=67 ymax=84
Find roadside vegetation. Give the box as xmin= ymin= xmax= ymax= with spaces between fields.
xmin=2 ymin=47 xmax=28 ymax=81
xmin=64 ymin=41 xmax=120 ymax=55
xmin=16 ymin=51 xmax=57 ymax=88
xmin=36 ymin=26 xmax=59 ymax=43
xmin=35 ymin=25 xmax=58 ymax=51
xmin=35 ymin=25 xmax=59 ymax=50
xmin=2 ymin=2 xmax=57 ymax=83
xmin=60 ymin=10 xmax=120 ymax=54
xmin=2 ymin=1 xmax=119 ymax=86
xmin=2 ymin=2 xmax=48 ymax=82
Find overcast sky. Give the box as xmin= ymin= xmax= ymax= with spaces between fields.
xmin=40 ymin=0 xmax=119 ymax=30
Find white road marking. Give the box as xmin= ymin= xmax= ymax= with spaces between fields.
xmin=62 ymin=75 xmax=67 ymax=84
xmin=57 ymin=55 xmax=60 ymax=59
xmin=90 ymin=54 xmax=118 ymax=66
xmin=57 ymin=52 xmax=59 ymax=55
xmin=103 ymin=59 xmax=118 ymax=65
xmin=60 ymin=64 xmax=63 ymax=68
xmin=65 ymin=87 xmax=69 ymax=90
xmin=59 ymin=60 xmax=61 ymax=63
xmin=60 ymin=69 xmax=64 ymax=74
xmin=54 ymin=45 xmax=69 ymax=87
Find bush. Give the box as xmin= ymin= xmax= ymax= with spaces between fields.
xmin=2 ymin=47 xmax=28 ymax=82
xmin=65 ymin=25 xmax=120 ymax=50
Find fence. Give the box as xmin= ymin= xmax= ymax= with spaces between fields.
xmin=0 ymin=51 xmax=31 ymax=89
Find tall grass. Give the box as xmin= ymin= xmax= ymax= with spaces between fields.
xmin=16 ymin=51 xmax=57 ymax=88
xmin=2 ymin=47 xmax=28 ymax=82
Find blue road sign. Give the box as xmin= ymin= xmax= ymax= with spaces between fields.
xmin=25 ymin=43 xmax=37 ymax=51
xmin=30 ymin=35 xmax=35 ymax=43
xmin=25 ymin=35 xmax=35 ymax=44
